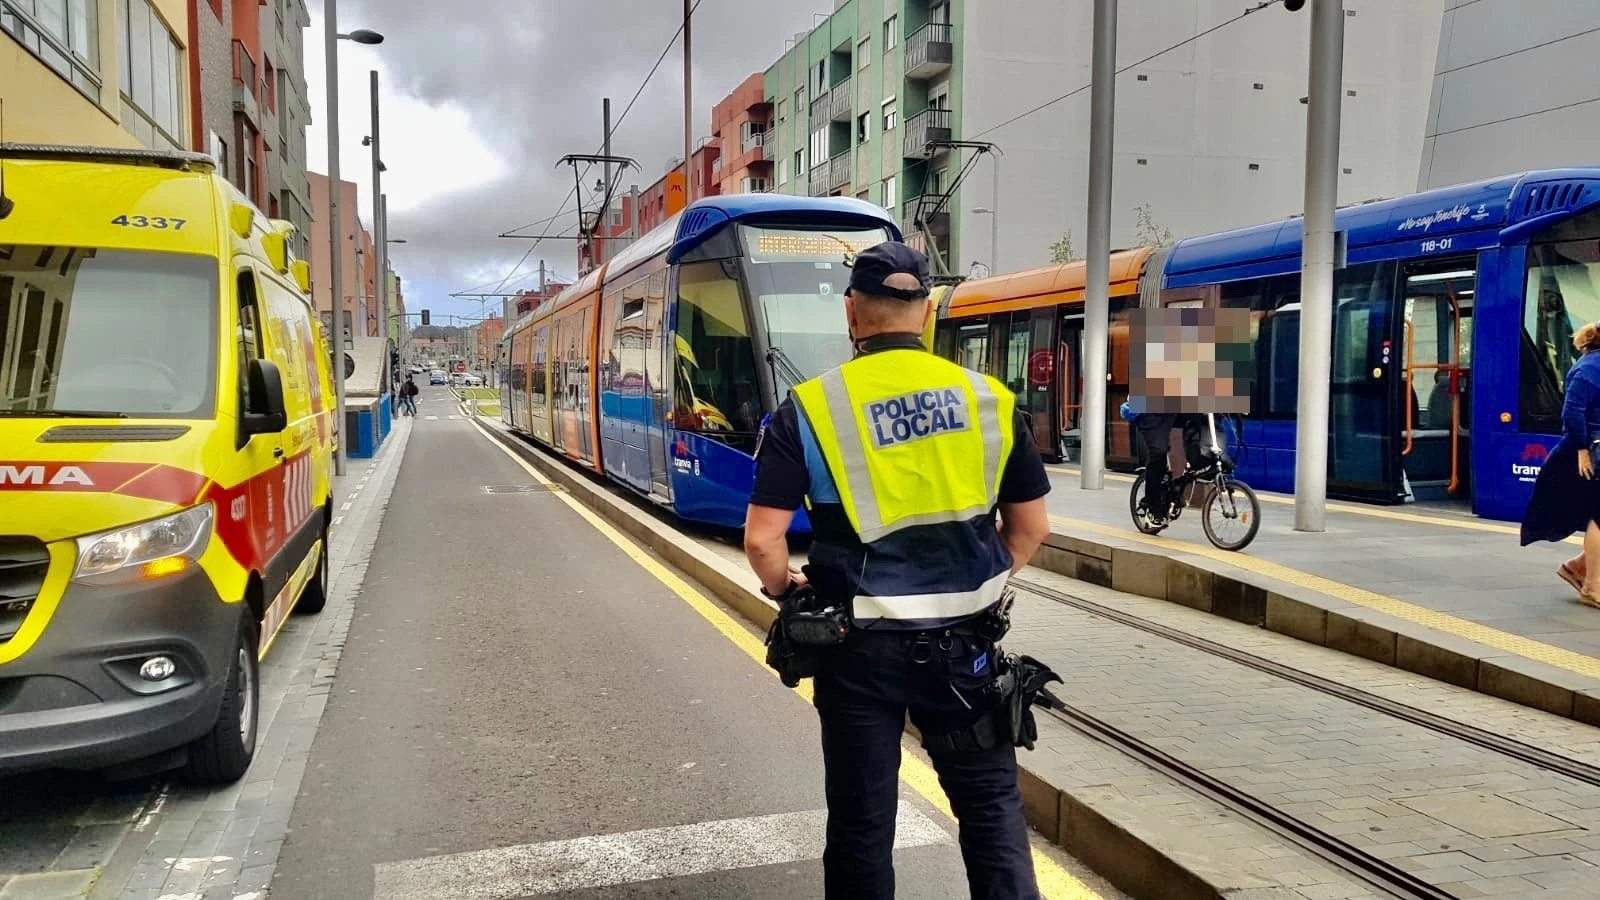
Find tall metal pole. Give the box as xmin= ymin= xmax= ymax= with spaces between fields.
xmin=1293 ymin=0 xmax=1346 ymax=532
xmin=990 ymin=150 xmax=1001 ymax=273
xmin=683 ymin=0 xmax=693 ymax=182
xmin=323 ymin=0 xmax=347 ymax=475
xmin=1079 ymin=0 xmax=1117 ymax=491
xmin=370 ymin=70 xmax=387 ymax=351
xmin=603 ymin=97 xmax=612 ymax=201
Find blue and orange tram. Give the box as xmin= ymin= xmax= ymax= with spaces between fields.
xmin=499 ymin=194 xmax=898 ymax=531
xmin=934 ymin=167 xmax=1600 ymax=522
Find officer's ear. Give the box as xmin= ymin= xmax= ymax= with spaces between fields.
xmin=919 ymin=296 xmax=934 ymax=330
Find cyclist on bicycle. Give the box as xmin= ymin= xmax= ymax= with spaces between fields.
xmin=1123 ymin=403 xmax=1239 ymax=526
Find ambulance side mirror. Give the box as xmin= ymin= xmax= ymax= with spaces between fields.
xmin=243 ymin=358 xmax=288 ymax=436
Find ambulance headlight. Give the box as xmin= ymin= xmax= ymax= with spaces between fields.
xmin=75 ymin=504 xmax=215 ymax=580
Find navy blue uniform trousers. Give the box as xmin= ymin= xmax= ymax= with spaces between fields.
xmin=813 ymin=630 xmax=1039 ymax=899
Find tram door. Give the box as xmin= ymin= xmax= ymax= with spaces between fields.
xmin=1326 ymin=262 xmax=1406 ymax=501
xmin=1399 ymin=259 xmax=1475 ymax=502
xmin=1061 ymin=315 xmax=1083 ymax=463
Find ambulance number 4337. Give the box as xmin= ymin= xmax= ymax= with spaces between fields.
xmin=111 ymin=215 xmax=187 ymax=230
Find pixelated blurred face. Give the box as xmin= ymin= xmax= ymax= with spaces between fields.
xmin=1127 ymin=308 xmax=1253 ymax=415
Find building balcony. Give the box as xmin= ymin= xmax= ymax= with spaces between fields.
xmin=741 ymin=131 xmax=766 ymax=155
xmin=902 ymin=107 xmax=952 ymax=158
xmin=231 ymin=40 xmax=261 ymax=125
xmin=905 ymin=22 xmax=954 ymax=81
xmin=828 ymin=76 xmax=853 ymax=122
xmin=809 ymin=92 xmax=830 ymax=128
xmin=828 ymin=152 xmax=851 ymax=191
xmin=903 ymin=196 xmax=950 ymax=237
xmin=808 ymin=163 xmax=830 ymax=197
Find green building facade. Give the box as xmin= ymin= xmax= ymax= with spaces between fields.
xmin=764 ymin=0 xmax=965 ymax=274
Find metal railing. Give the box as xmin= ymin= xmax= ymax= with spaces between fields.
xmin=232 ymin=40 xmax=256 ymax=98
xmin=829 ymin=76 xmax=853 ymax=121
xmin=741 ymin=130 xmax=767 ymax=155
xmin=829 ymin=152 xmax=852 ymax=190
xmin=902 ymin=107 xmax=952 ymax=157
xmin=808 ymin=163 xmax=831 ymax=197
xmin=905 ymin=22 xmax=954 ymax=78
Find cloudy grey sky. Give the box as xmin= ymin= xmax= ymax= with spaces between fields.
xmin=304 ymin=1 xmax=828 ymax=324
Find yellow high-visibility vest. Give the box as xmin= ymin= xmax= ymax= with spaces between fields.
xmin=793 ymin=347 xmax=1016 ymax=624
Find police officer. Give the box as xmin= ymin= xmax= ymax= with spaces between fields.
xmin=744 ymin=242 xmax=1053 ymax=899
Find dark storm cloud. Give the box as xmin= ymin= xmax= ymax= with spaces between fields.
xmin=328 ymin=0 xmax=824 ymax=315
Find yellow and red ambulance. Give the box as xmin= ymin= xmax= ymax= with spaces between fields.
xmin=0 ymin=144 xmax=337 ymax=783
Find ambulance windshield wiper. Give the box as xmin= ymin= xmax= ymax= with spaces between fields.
xmin=0 ymin=408 xmax=129 ymax=418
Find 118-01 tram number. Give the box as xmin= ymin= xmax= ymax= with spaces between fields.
xmin=111 ymin=215 xmax=187 ymax=230
xmin=1419 ymin=237 xmax=1454 ymax=253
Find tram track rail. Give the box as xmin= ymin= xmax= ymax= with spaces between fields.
xmin=1014 ymin=575 xmax=1600 ymax=899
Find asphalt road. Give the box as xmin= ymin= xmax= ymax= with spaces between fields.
xmin=270 ymin=388 xmax=1048 ymax=899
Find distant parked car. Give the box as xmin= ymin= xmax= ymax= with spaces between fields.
xmin=429 ymin=370 xmax=447 ymax=385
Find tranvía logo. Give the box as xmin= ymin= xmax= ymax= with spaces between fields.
xmin=1512 ymin=443 xmax=1549 ymax=482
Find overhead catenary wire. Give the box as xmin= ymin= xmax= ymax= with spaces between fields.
xmin=973 ymin=0 xmax=1284 ymax=141
xmin=478 ymin=0 xmax=707 ymax=299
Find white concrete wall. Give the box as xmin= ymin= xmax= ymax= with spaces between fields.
xmin=1419 ymin=0 xmax=1600 ymax=190
xmin=959 ymin=0 xmax=1443 ymax=272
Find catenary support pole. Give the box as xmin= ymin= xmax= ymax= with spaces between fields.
xmin=324 ymin=0 xmax=347 ymax=475
xmin=1080 ymin=0 xmax=1117 ymax=491
xmin=683 ymin=0 xmax=693 ymax=184
xmin=1293 ymin=0 xmax=1345 ymax=532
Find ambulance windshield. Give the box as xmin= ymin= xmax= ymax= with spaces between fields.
xmin=0 ymin=246 xmax=218 ymax=418
xmin=740 ymin=225 xmax=890 ymax=389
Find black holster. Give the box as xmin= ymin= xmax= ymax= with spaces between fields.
xmin=922 ymin=651 xmax=1064 ymax=753
xmin=763 ymin=585 xmax=850 ymax=688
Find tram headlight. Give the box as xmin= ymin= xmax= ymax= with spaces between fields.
xmin=74 ymin=504 xmax=214 ymax=581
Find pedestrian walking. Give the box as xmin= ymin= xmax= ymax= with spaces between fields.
xmin=1522 ymin=321 xmax=1600 ymax=606
xmin=744 ymin=241 xmax=1053 ymax=899
xmin=401 ymin=374 xmax=419 ymax=417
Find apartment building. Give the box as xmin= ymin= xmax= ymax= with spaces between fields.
xmin=308 ymin=172 xmax=379 ymax=340
xmin=3 ymin=0 xmax=192 ymax=149
xmin=712 ymin=73 xmax=775 ymax=195
xmin=764 ymin=0 xmax=1443 ymax=275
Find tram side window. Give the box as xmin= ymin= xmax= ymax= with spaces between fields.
xmin=675 ymin=260 xmax=761 ymax=443
xmin=531 ymin=327 xmax=548 ymax=403
xmin=1251 ymin=276 xmax=1301 ymax=419
xmin=955 ymin=323 xmax=989 ymax=376
xmin=1522 ymin=237 xmax=1600 ymax=433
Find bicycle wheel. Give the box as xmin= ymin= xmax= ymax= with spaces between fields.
xmin=1129 ymin=473 xmax=1166 ymax=535
xmin=1202 ymin=477 xmax=1261 ymax=551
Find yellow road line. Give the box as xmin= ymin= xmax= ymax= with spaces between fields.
xmin=1051 ymin=513 xmax=1600 ymax=680
xmin=1045 ymin=465 xmax=1577 ymax=544
xmin=471 ymin=421 xmax=1101 ymax=899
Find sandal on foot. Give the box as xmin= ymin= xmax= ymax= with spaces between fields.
xmin=1560 ymin=564 xmax=1584 ymax=595
xmin=1581 ymin=592 xmax=1600 ymax=610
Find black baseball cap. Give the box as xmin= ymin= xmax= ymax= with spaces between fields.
xmin=846 ymin=241 xmax=932 ymax=301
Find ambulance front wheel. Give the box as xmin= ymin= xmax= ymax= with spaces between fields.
xmin=181 ymin=616 xmax=259 ymax=785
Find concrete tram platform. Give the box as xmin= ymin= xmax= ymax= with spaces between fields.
xmin=472 ymin=413 xmax=1600 ymax=899
xmin=1039 ymin=467 xmax=1600 ymax=727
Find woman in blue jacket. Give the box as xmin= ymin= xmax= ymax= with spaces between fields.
xmin=1522 ymin=322 xmax=1600 ymax=606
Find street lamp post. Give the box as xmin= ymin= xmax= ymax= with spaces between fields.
xmin=368 ymin=72 xmax=388 ymax=359
xmin=971 ymin=208 xmax=996 ymax=276
xmin=321 ymin=5 xmax=383 ymax=476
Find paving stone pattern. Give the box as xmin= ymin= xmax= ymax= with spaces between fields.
xmin=1012 ymin=569 xmax=1600 ymax=898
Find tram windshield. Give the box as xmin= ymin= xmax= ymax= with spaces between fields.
xmin=740 ymin=225 xmax=891 ymax=391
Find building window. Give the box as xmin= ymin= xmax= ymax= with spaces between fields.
xmin=794 ymin=85 xmax=805 ymax=115
xmin=0 ymin=0 xmax=101 ymax=96
xmin=120 ymin=0 xmax=185 ymax=149
xmin=813 ymin=60 xmax=826 ymax=96
xmin=882 ymin=98 xmax=897 ymax=132
xmin=858 ymin=36 xmax=870 ymax=70
xmin=857 ymin=112 xmax=871 ymax=144
xmin=883 ymin=175 xmax=897 ymax=210
xmin=778 ymin=158 xmax=788 ymax=186
xmin=884 ymin=14 xmax=897 ymax=50
xmin=794 ymin=148 xmax=804 ymax=176
xmin=809 ymin=129 xmax=827 ymax=169
xmin=777 ymin=97 xmax=787 ymax=124
xmin=263 ymin=60 xmax=276 ymax=112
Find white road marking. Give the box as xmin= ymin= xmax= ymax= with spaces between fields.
xmin=425 ymin=416 xmax=439 ymax=421
xmin=333 ymin=516 xmax=344 ymax=526
xmin=340 ymin=501 xmax=354 ymax=512
xmin=372 ymin=801 xmax=949 ymax=899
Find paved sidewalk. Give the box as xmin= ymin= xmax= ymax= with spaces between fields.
xmin=82 ymin=419 xmax=413 ymax=900
xmin=1044 ymin=467 xmax=1600 ymax=661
